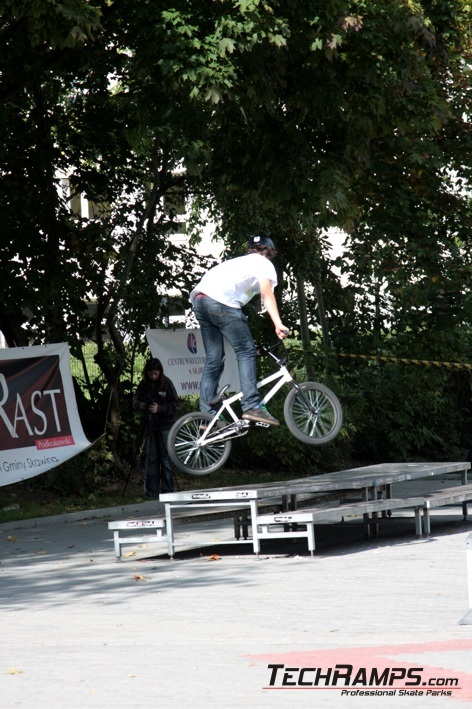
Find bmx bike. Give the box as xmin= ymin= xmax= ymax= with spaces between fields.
xmin=168 ymin=340 xmax=343 ymax=476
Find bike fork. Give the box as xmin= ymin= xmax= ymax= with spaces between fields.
xmin=290 ymin=382 xmax=314 ymax=410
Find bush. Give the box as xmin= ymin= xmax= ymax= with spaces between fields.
xmin=339 ymin=359 xmax=471 ymax=461
xmin=35 ymin=438 xmax=115 ymax=497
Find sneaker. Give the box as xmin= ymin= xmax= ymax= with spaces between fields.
xmin=242 ymin=406 xmax=280 ymax=427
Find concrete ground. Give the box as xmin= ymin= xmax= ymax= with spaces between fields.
xmin=1 ymin=478 xmax=472 ymax=708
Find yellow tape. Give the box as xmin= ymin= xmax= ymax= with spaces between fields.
xmin=335 ymin=353 xmax=472 ymax=370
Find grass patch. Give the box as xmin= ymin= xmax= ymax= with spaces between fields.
xmin=0 ymin=487 xmax=145 ymax=525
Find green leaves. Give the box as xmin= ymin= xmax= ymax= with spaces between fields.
xmin=218 ymin=37 xmax=236 ymax=55
xmin=1 ymin=0 xmax=103 ymax=49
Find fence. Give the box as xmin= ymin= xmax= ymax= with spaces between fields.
xmin=70 ymin=342 xmax=102 ymax=381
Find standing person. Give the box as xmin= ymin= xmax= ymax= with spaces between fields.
xmin=190 ymin=235 xmax=289 ymax=426
xmin=133 ymin=357 xmax=179 ymax=498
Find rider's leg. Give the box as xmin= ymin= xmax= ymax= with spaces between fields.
xmin=207 ymin=305 xmax=279 ymax=426
xmin=194 ymin=300 xmax=226 ymax=414
xmin=218 ymin=310 xmax=260 ymax=412
xmin=194 ymin=296 xmax=259 ymax=412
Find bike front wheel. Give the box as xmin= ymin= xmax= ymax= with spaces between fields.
xmin=283 ymin=381 xmax=343 ymax=445
xmin=168 ymin=413 xmax=232 ymax=476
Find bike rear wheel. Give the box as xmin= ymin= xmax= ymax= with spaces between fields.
xmin=168 ymin=413 xmax=232 ymax=476
xmin=283 ymin=381 xmax=343 ymax=445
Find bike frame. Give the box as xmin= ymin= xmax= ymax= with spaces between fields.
xmin=199 ymin=360 xmax=300 ymax=441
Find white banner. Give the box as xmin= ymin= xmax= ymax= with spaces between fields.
xmin=0 ymin=343 xmax=91 ymax=487
xmin=145 ymin=328 xmax=240 ymax=397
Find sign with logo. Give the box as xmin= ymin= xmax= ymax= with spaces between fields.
xmin=145 ymin=328 xmax=240 ymax=397
xmin=0 ymin=343 xmax=91 ymax=486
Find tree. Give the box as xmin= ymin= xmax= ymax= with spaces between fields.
xmin=1 ymin=0 xmax=472 ymax=471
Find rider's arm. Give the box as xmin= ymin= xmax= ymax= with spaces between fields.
xmin=259 ymin=279 xmax=289 ymax=339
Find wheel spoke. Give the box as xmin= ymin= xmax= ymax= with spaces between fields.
xmin=284 ymin=382 xmax=342 ymax=445
xmin=170 ymin=414 xmax=231 ymax=474
xmin=292 ymin=389 xmax=336 ymax=438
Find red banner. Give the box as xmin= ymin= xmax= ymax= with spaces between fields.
xmin=0 ymin=344 xmax=90 ymax=486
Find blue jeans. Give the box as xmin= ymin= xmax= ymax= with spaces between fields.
xmin=145 ymin=425 xmax=174 ymax=496
xmin=193 ymin=296 xmax=259 ymax=413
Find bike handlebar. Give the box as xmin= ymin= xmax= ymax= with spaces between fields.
xmin=256 ymin=338 xmax=290 ymax=365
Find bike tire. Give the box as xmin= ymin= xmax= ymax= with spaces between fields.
xmin=168 ymin=412 xmax=232 ymax=476
xmin=283 ymin=381 xmax=343 ymax=445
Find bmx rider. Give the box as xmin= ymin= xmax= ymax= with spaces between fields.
xmin=189 ymin=235 xmax=289 ymax=426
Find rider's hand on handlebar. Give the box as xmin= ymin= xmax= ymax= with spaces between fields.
xmin=275 ymin=325 xmax=290 ymax=340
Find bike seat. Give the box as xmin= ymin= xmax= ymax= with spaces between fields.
xmin=208 ymin=385 xmax=230 ymax=406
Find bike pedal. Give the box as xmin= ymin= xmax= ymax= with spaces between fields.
xmin=254 ymin=422 xmax=271 ymax=428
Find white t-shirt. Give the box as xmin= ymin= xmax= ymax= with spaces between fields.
xmin=190 ymin=253 xmax=277 ymax=308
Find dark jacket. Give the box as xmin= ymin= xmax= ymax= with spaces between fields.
xmin=133 ymin=374 xmax=179 ymax=429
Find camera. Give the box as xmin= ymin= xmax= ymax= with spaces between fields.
xmin=145 ymin=392 xmax=166 ymax=412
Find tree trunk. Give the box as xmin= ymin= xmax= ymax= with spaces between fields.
xmin=296 ymin=274 xmax=316 ymax=381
